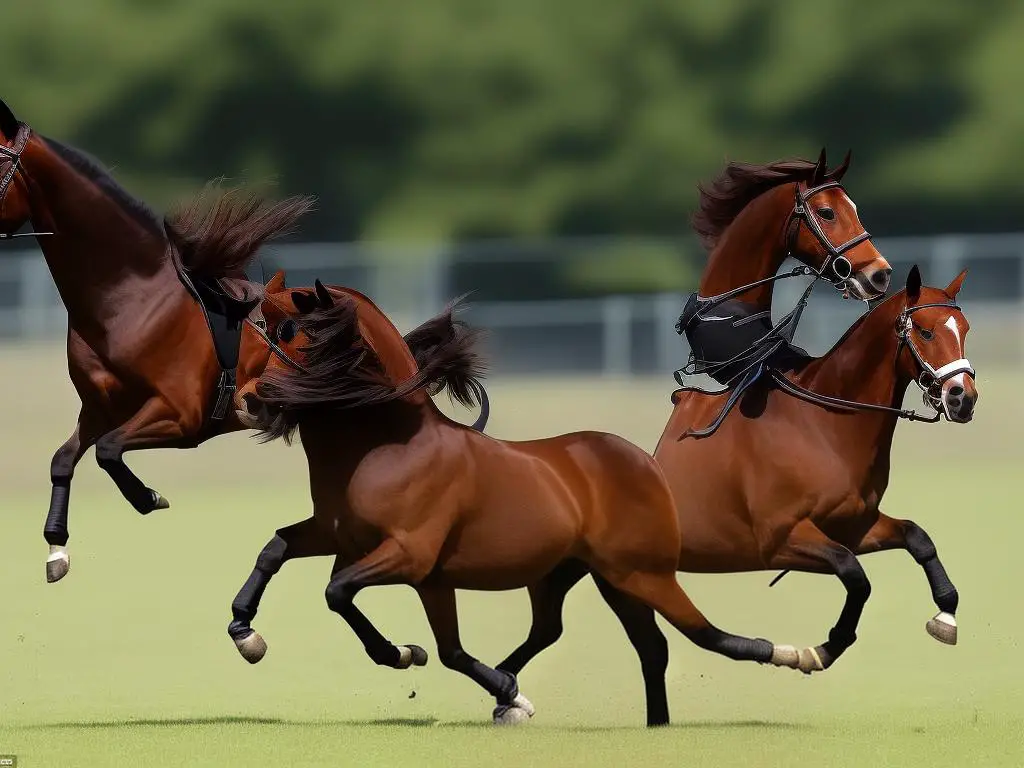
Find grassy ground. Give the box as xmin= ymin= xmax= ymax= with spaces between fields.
xmin=0 ymin=343 xmax=1022 ymax=766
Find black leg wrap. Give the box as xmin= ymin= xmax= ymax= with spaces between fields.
xmin=228 ymin=569 xmax=272 ymax=638
xmin=905 ymin=522 xmax=958 ymax=614
xmin=43 ymin=482 xmax=71 ymax=546
xmin=690 ymin=627 xmax=773 ymax=662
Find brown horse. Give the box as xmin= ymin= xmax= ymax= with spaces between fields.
xmin=496 ymin=266 xmax=977 ymax=722
xmin=676 ymin=150 xmax=891 ymax=390
xmin=0 ymin=99 xmax=483 ymax=585
xmin=226 ymin=281 xmax=810 ymax=726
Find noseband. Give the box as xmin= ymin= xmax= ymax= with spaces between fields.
xmin=0 ymin=122 xmax=54 ymax=241
xmin=789 ymin=180 xmax=873 ymax=287
xmin=896 ymin=302 xmax=975 ymax=411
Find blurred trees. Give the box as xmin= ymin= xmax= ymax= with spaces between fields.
xmin=6 ymin=0 xmax=1024 ymax=246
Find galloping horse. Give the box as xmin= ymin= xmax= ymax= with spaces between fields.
xmin=227 ymin=282 xmax=809 ymax=726
xmin=0 ymin=99 xmax=483 ymax=584
xmin=676 ymin=150 xmax=891 ymax=392
xmin=497 ymin=267 xmax=977 ymax=721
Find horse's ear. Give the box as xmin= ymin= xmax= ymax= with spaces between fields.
xmin=314 ymin=279 xmax=334 ymax=308
xmin=906 ymin=264 xmax=922 ymax=304
xmin=0 ymin=97 xmax=19 ymax=140
xmin=291 ymin=290 xmax=319 ymax=315
xmin=265 ymin=270 xmax=286 ymax=294
xmin=811 ymin=147 xmax=828 ymax=185
xmin=945 ymin=268 xmax=968 ymax=299
xmin=829 ymin=149 xmax=852 ymax=182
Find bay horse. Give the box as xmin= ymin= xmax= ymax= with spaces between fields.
xmin=0 ymin=98 xmax=483 ymax=585
xmin=676 ymin=149 xmax=892 ymax=389
xmin=495 ymin=266 xmax=977 ymax=722
xmin=226 ymin=282 xmax=810 ymax=726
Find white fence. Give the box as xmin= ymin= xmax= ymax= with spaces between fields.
xmin=3 ymin=233 xmax=1023 ymax=374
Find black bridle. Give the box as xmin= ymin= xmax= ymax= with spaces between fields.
xmin=789 ymin=180 xmax=873 ymax=287
xmin=768 ymin=301 xmax=974 ymax=422
xmin=0 ymin=122 xmax=54 ymax=241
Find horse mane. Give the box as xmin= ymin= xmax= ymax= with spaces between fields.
xmin=42 ymin=137 xmax=163 ymax=236
xmin=254 ymin=296 xmax=488 ymax=443
xmin=165 ymin=185 xmax=315 ymax=280
xmin=402 ymin=297 xmax=487 ymax=409
xmin=693 ymin=158 xmax=835 ymax=252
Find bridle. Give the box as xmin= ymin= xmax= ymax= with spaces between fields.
xmin=896 ymin=301 xmax=974 ymax=413
xmin=788 ymin=179 xmax=873 ymax=288
xmin=768 ymin=300 xmax=974 ymax=423
xmin=689 ymin=178 xmax=874 ymax=317
xmin=0 ymin=122 xmax=54 ymax=241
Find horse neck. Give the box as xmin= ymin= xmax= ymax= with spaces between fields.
xmin=796 ymin=298 xmax=913 ymax=440
xmin=21 ymin=137 xmax=172 ymax=333
xmin=698 ymin=184 xmax=792 ymax=308
xmin=345 ymin=289 xmax=428 ymax=404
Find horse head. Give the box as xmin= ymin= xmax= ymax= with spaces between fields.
xmin=895 ymin=265 xmax=977 ymax=422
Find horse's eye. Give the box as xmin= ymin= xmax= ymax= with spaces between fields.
xmin=918 ymin=327 xmax=933 ymax=341
xmin=278 ymin=319 xmax=297 ymax=344
xmin=816 ymin=207 xmax=835 ymax=221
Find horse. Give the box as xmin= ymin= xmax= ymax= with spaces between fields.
xmin=226 ymin=281 xmax=811 ymax=726
xmin=675 ymin=149 xmax=892 ymax=391
xmin=493 ymin=266 xmax=977 ymax=723
xmin=0 ymin=98 xmax=484 ymax=585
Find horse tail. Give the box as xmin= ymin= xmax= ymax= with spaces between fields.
xmin=403 ymin=298 xmax=490 ymax=433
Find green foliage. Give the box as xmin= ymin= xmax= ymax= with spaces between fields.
xmin=6 ymin=0 xmax=1024 ymax=251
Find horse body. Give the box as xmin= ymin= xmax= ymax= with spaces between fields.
xmin=228 ymin=287 xmax=808 ymax=726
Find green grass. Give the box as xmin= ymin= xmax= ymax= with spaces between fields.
xmin=0 ymin=348 xmax=1022 ymax=765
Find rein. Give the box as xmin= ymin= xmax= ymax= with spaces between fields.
xmin=244 ymin=317 xmax=310 ymax=375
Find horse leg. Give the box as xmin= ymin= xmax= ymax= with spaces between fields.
xmin=322 ymin=539 xmax=430 ymax=671
xmin=227 ymin=517 xmax=337 ymax=663
xmin=94 ymin=398 xmax=186 ymax=515
xmin=856 ymin=512 xmax=959 ymax=645
xmin=42 ymin=414 xmax=98 ymax=583
xmin=592 ymin=575 xmax=671 ymax=727
xmin=416 ymin=583 xmax=530 ymax=725
xmin=770 ymin=517 xmax=871 ymax=672
xmin=591 ymin=566 xmax=802 ymax=674
xmin=495 ymin=559 xmax=588 ymax=676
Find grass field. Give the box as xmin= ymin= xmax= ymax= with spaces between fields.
xmin=1 ymin=343 xmax=1022 ymax=766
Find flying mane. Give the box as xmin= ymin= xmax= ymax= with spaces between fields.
xmin=692 ymin=158 xmax=843 ymax=252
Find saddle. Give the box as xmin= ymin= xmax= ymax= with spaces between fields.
xmin=170 ymin=241 xmax=263 ymax=424
xmin=672 ymin=291 xmax=813 ymax=439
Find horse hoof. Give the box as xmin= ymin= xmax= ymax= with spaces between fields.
xmin=46 ymin=545 xmax=70 ymax=583
xmin=396 ymin=644 xmax=429 ymax=669
xmin=493 ymin=694 xmax=535 ymax=726
xmin=150 ymin=490 xmax=170 ymax=511
xmin=770 ymin=644 xmax=800 ymax=669
xmin=797 ymin=646 xmax=826 ymax=674
xmin=926 ymin=612 xmax=958 ymax=645
xmin=234 ymin=631 xmax=268 ymax=664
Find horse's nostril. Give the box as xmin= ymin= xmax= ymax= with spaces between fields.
xmin=949 ymin=385 xmax=964 ymax=398
xmin=871 ymin=267 xmax=893 ymax=289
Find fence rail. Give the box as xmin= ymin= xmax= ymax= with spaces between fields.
xmin=3 ymin=233 xmax=1023 ymax=374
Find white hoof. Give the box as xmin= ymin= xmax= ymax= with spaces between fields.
xmin=46 ymin=545 xmax=70 ymax=583
xmin=926 ymin=611 xmax=958 ymax=645
xmin=770 ymin=644 xmax=800 ymax=669
xmin=234 ymin=631 xmax=268 ymax=664
xmin=797 ymin=646 xmax=825 ymax=674
xmin=493 ymin=693 xmax=535 ymax=726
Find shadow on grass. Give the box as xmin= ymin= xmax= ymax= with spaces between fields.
xmin=24 ymin=716 xmax=809 ymax=732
